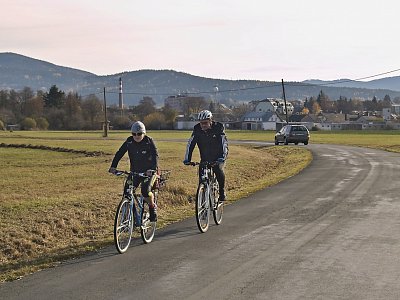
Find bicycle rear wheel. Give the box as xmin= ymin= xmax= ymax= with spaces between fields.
xmin=114 ymin=198 xmax=134 ymax=254
xmin=196 ymin=183 xmax=210 ymax=233
xmin=140 ymin=195 xmax=157 ymax=243
xmin=212 ymin=180 xmax=223 ymax=225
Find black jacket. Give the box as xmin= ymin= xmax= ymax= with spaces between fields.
xmin=111 ymin=135 xmax=158 ymax=172
xmin=184 ymin=121 xmax=228 ymax=162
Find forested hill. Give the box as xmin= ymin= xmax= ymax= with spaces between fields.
xmin=1 ymin=52 xmax=400 ymax=106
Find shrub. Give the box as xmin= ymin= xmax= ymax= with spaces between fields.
xmin=36 ymin=117 xmax=49 ymax=130
xmin=143 ymin=112 xmax=166 ymax=130
xmin=111 ymin=116 xmax=131 ymax=130
xmin=21 ymin=117 xmax=37 ymax=130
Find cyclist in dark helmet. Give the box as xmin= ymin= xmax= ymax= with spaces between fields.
xmin=183 ymin=110 xmax=229 ymax=202
xmin=109 ymin=121 xmax=159 ymax=221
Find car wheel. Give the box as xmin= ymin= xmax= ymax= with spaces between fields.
xmin=275 ymin=138 xmax=279 ymax=145
xmin=304 ymin=141 xmax=308 ymax=145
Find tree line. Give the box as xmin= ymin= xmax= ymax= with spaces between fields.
xmin=0 ymin=85 xmax=180 ymax=131
xmin=0 ymin=85 xmax=397 ymax=131
xmin=301 ymin=91 xmax=394 ymax=115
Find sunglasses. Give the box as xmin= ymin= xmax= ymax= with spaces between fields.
xmin=132 ymin=132 xmax=143 ymax=136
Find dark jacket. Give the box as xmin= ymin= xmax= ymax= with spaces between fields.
xmin=111 ymin=135 xmax=158 ymax=172
xmin=184 ymin=121 xmax=228 ymax=162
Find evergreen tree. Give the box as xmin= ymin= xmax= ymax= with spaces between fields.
xmin=44 ymin=85 xmax=65 ymax=108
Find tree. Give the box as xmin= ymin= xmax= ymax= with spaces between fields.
xmin=46 ymin=108 xmax=65 ymax=129
xmin=64 ymin=92 xmax=83 ymax=129
xmin=382 ymin=95 xmax=392 ymax=108
xmin=312 ymin=102 xmax=321 ymax=114
xmin=231 ymin=103 xmax=252 ymax=120
xmin=81 ymin=95 xmax=103 ymax=129
xmin=161 ymin=104 xmax=178 ymax=129
xmin=22 ymin=96 xmax=44 ymax=117
xmin=19 ymin=87 xmax=34 ymax=103
xmin=133 ymin=97 xmax=156 ymax=119
xmin=301 ymin=107 xmax=309 ymax=115
xmin=181 ymin=97 xmax=207 ymax=115
xmin=44 ymin=85 xmax=65 ymax=108
xmin=305 ymin=96 xmax=318 ymax=113
xmin=8 ymin=89 xmax=22 ymax=120
xmin=317 ymin=90 xmax=333 ymax=112
xmin=363 ymin=96 xmax=379 ymax=112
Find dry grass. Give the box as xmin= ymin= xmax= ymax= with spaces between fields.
xmin=0 ymin=132 xmax=311 ymax=281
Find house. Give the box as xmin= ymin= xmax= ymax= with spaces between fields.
xmin=254 ymin=98 xmax=294 ymax=116
xmin=174 ymin=113 xmax=198 ymax=130
xmin=241 ymin=111 xmax=283 ymax=130
xmin=356 ymin=115 xmax=386 ymax=130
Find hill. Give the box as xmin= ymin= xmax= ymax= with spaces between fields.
xmin=1 ymin=52 xmax=400 ymax=106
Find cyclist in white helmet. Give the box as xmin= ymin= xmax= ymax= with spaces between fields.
xmin=109 ymin=121 xmax=159 ymax=221
xmin=183 ymin=110 xmax=229 ymax=201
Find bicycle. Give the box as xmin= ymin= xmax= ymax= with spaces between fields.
xmin=187 ymin=161 xmax=224 ymax=233
xmin=112 ymin=169 xmax=170 ymax=254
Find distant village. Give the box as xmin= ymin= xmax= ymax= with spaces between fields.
xmin=166 ymin=94 xmax=400 ymax=131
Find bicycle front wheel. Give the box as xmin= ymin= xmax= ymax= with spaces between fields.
xmin=140 ymin=195 xmax=157 ymax=244
xmin=212 ymin=180 xmax=223 ymax=225
xmin=196 ymin=183 xmax=210 ymax=233
xmin=114 ymin=198 xmax=134 ymax=254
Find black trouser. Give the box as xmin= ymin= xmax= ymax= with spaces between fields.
xmin=126 ymin=173 xmax=157 ymax=197
xmin=198 ymin=162 xmax=225 ymax=193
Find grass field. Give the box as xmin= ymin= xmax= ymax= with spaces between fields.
xmin=1 ymin=129 xmax=400 ymax=281
xmin=0 ymin=130 xmax=313 ymax=282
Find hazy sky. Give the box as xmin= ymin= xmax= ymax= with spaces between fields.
xmin=1 ymin=0 xmax=399 ymax=81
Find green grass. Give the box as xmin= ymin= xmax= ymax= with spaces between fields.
xmin=0 ymin=130 xmax=312 ymax=282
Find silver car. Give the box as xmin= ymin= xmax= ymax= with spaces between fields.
xmin=275 ymin=124 xmax=310 ymax=145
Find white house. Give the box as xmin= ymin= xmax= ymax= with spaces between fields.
xmin=241 ymin=111 xmax=283 ymax=130
xmin=254 ymin=98 xmax=294 ymax=116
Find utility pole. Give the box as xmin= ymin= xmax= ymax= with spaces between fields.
xmin=103 ymin=87 xmax=108 ymax=137
xmin=119 ymin=77 xmax=124 ymax=116
xmin=281 ymin=79 xmax=289 ymax=125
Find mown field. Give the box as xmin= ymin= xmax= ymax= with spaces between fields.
xmin=0 ymin=130 xmax=313 ymax=282
xmin=1 ymin=129 xmax=400 ymax=282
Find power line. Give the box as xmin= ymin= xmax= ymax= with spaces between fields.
xmin=78 ymin=67 xmax=400 ymax=98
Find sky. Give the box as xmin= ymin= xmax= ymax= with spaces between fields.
xmin=1 ymin=0 xmax=400 ymax=82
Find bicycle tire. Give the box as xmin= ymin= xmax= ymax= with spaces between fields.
xmin=114 ymin=198 xmax=134 ymax=254
xmin=196 ymin=183 xmax=210 ymax=233
xmin=140 ymin=194 xmax=157 ymax=244
xmin=212 ymin=179 xmax=223 ymax=225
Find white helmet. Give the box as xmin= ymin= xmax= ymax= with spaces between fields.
xmin=131 ymin=121 xmax=146 ymax=134
xmin=198 ymin=110 xmax=212 ymax=121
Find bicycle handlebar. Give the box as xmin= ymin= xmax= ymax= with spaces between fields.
xmin=185 ymin=161 xmax=218 ymax=167
xmin=113 ymin=170 xmax=158 ymax=178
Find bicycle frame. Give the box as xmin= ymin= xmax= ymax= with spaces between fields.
xmin=124 ymin=176 xmax=145 ymax=227
xmin=199 ymin=164 xmax=217 ymax=209
xmin=113 ymin=170 xmax=159 ymax=253
xmin=188 ymin=161 xmax=224 ymax=233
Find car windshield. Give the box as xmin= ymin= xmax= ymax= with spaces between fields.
xmin=292 ymin=126 xmax=307 ymax=132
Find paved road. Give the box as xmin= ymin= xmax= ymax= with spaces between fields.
xmin=2 ymin=144 xmax=400 ymax=299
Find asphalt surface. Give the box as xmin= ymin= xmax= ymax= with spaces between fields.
xmin=2 ymin=143 xmax=400 ymax=299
